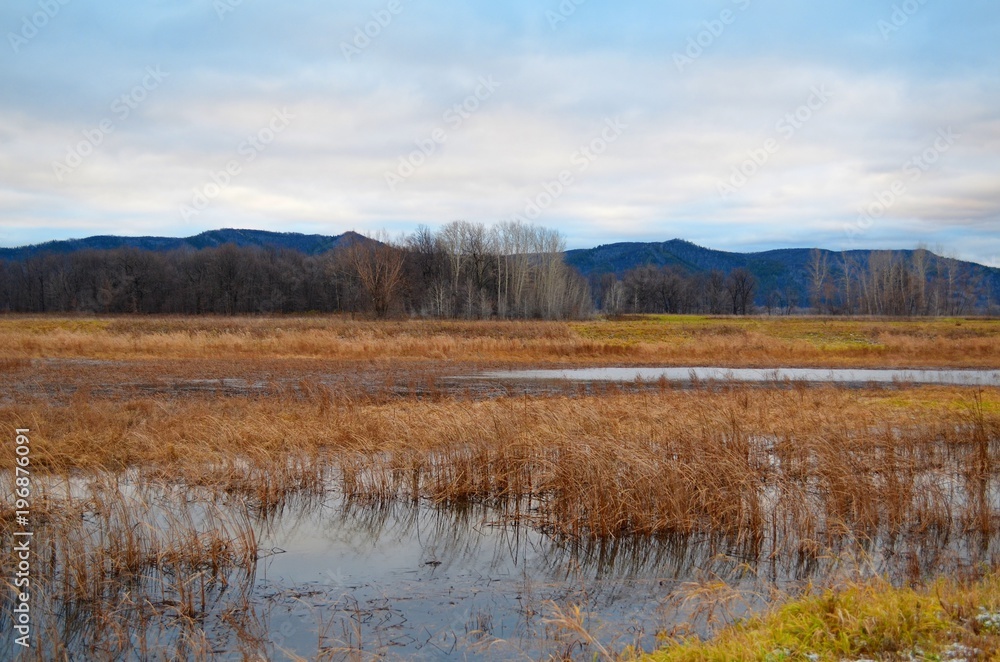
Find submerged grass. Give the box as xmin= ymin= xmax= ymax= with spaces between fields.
xmin=5 ymin=384 xmax=999 ymax=550
xmin=0 ymin=474 xmax=260 ymax=660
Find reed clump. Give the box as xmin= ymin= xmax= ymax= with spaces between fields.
xmin=6 ymin=385 xmax=999 ymax=553
xmin=0 ymin=474 xmax=258 ymax=660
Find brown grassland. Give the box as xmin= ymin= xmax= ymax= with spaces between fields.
xmin=0 ymin=314 xmax=997 ymax=367
xmin=2 ymin=314 xmax=1000 ymax=660
xmin=3 ymin=382 xmax=999 ymax=538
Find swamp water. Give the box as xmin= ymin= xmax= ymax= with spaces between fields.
xmin=6 ymin=366 xmax=1000 ymax=658
xmin=9 ymin=467 xmax=1000 ymax=661
xmin=480 ymin=367 xmax=1000 ymax=386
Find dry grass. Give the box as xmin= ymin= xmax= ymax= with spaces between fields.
xmin=0 ymin=474 xmax=260 ymax=660
xmin=572 ymin=315 xmax=1000 ymax=368
xmin=3 ymin=315 xmax=1000 ymax=658
xmin=0 ymin=314 xmax=997 ymax=367
xmin=5 ymin=384 xmax=998 ymax=552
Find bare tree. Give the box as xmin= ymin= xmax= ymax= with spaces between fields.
xmin=840 ymin=253 xmax=856 ymax=315
xmin=704 ymin=270 xmax=728 ymax=314
xmin=725 ymin=268 xmax=756 ymax=315
xmin=345 ymin=233 xmax=406 ymax=318
xmin=808 ymin=248 xmax=828 ymax=312
xmin=911 ymin=245 xmax=929 ymax=315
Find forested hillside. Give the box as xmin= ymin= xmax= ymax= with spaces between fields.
xmin=0 ymin=223 xmax=591 ymax=318
xmin=2 ymin=228 xmax=997 ymax=316
xmin=567 ymin=240 xmax=1000 ymax=315
xmin=0 ymin=229 xmax=357 ymax=261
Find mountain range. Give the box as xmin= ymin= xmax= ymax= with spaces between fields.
xmin=564 ymin=239 xmax=1000 ymax=308
xmin=3 ymin=229 xmax=998 ymax=308
xmin=0 ymin=228 xmax=363 ymax=261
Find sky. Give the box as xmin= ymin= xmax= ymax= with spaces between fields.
xmin=1 ymin=1 xmax=999 ymax=265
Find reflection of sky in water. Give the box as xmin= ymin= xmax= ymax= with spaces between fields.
xmin=250 ymin=497 xmax=765 ymax=659
xmin=481 ymin=367 xmax=1000 ymax=385
xmin=247 ymin=486 xmax=1000 ymax=660
xmin=24 ymin=455 xmax=1000 ymax=659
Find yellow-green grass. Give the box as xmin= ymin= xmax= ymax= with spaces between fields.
xmin=0 ymin=317 xmax=112 ymax=334
xmin=864 ymin=386 xmax=1000 ymax=415
xmin=572 ymin=315 xmax=1000 ymax=357
xmin=644 ymin=573 xmax=1000 ymax=661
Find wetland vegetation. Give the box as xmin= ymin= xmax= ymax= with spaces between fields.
xmin=2 ymin=314 xmax=999 ymax=660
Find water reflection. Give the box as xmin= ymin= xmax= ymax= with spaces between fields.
xmin=11 ymin=469 xmax=1000 ymax=660
xmin=481 ymin=366 xmax=1000 ymax=386
xmin=249 ymin=486 xmax=1000 ymax=659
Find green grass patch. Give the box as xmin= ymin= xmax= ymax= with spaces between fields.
xmin=0 ymin=317 xmax=111 ymax=333
xmin=572 ymin=315 xmax=1000 ymax=351
xmin=643 ymin=574 xmax=1000 ymax=661
xmin=857 ymin=384 xmax=1000 ymax=413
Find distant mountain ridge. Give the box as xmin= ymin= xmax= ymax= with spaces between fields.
xmin=3 ymin=230 xmax=998 ymax=309
xmin=0 ymin=228 xmax=364 ymax=261
xmin=564 ymin=239 xmax=1000 ymax=309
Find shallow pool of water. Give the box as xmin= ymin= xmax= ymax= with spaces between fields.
xmin=481 ymin=367 xmax=1000 ymax=386
xmin=19 ymin=466 xmax=1000 ymax=660
xmin=246 ymin=488 xmax=998 ymax=659
xmin=250 ymin=497 xmax=743 ymax=659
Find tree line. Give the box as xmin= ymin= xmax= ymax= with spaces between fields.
xmin=592 ymin=247 xmax=992 ymax=316
xmin=593 ymin=266 xmax=758 ymax=315
xmin=1 ymin=226 xmax=993 ymax=318
xmin=804 ymin=248 xmax=987 ymax=316
xmin=0 ymin=221 xmax=592 ymax=319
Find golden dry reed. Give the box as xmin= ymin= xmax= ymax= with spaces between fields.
xmin=5 ymin=384 xmax=998 ymax=548
xmin=4 ymin=315 xmax=998 ymax=659
xmin=0 ymin=473 xmax=259 ymax=660
xmin=0 ymin=314 xmax=997 ymax=366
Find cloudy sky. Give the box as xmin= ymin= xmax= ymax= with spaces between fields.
xmin=2 ymin=1 xmax=999 ymax=264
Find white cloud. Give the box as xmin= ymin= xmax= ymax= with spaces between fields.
xmin=0 ymin=1 xmax=998 ymax=264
